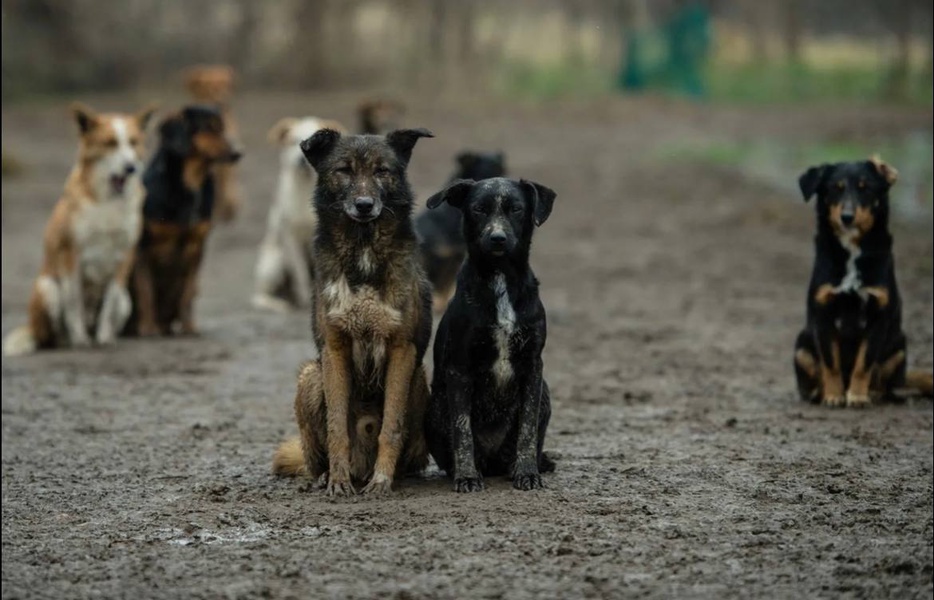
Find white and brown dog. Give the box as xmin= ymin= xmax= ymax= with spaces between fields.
xmin=3 ymin=102 xmax=156 ymax=356
xmin=252 ymin=117 xmax=347 ymax=312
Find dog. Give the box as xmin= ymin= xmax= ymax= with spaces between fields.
xmin=2 ymin=102 xmax=156 ymax=356
xmin=123 ymin=106 xmax=241 ymax=337
xmin=793 ymin=156 xmax=934 ymax=407
xmin=416 ymin=151 xmax=507 ymax=312
xmin=357 ymin=99 xmax=405 ymax=135
xmin=423 ymin=177 xmax=557 ymax=492
xmin=252 ymin=116 xmax=348 ymax=312
xmin=184 ymin=64 xmax=242 ymax=222
xmin=271 ymin=127 xmax=435 ymax=496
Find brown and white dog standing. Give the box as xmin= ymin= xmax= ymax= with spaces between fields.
xmin=183 ymin=64 xmax=242 ymax=222
xmin=3 ymin=103 xmax=156 ymax=356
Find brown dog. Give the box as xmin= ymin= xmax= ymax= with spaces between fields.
xmin=183 ymin=64 xmax=242 ymax=222
xmin=357 ymin=99 xmax=405 ymax=135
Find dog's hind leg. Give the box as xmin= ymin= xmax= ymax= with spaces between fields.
xmin=321 ymin=332 xmax=356 ymax=496
xmin=291 ymin=360 xmax=328 ymax=480
xmin=537 ymin=381 xmax=556 ymax=474
xmin=794 ymin=329 xmax=820 ymax=403
xmin=400 ymin=366 xmax=430 ymax=476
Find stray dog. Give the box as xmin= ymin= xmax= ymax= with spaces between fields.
xmin=357 ymin=99 xmax=405 ymax=135
xmin=272 ymin=127 xmax=435 ymax=495
xmin=252 ymin=116 xmax=348 ymax=312
xmin=416 ymin=151 xmax=507 ymax=312
xmin=123 ymin=106 xmax=242 ymax=337
xmin=794 ymin=156 xmax=934 ymax=406
xmin=184 ymin=64 xmax=242 ymax=222
xmin=424 ymin=177 xmax=557 ymax=492
xmin=3 ymin=102 xmax=155 ymax=356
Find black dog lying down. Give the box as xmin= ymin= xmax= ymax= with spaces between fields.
xmin=424 ymin=177 xmax=557 ymax=492
xmin=415 ymin=151 xmax=506 ymax=312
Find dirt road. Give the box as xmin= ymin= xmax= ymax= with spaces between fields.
xmin=2 ymin=93 xmax=932 ymax=599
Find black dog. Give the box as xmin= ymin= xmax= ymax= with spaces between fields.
xmin=125 ymin=105 xmax=241 ymax=336
xmin=415 ymin=151 xmax=506 ymax=312
xmin=793 ymin=156 xmax=933 ymax=407
xmin=424 ymin=177 xmax=556 ymax=492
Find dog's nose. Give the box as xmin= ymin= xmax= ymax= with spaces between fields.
xmin=124 ymin=164 xmax=137 ymax=175
xmin=355 ymin=197 xmax=375 ymax=214
xmin=840 ymin=212 xmax=855 ymax=226
xmin=229 ymin=149 xmax=243 ymax=162
xmin=489 ymin=231 xmax=507 ymax=246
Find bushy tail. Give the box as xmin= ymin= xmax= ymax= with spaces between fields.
xmin=2 ymin=326 xmax=36 ymax=357
xmin=271 ymin=437 xmax=306 ymax=477
xmin=905 ymin=371 xmax=934 ymax=397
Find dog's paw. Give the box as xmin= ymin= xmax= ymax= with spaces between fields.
xmin=314 ymin=471 xmax=330 ymax=490
xmin=137 ymin=323 xmax=160 ymax=338
xmin=453 ymin=476 xmax=484 ymax=493
xmin=512 ymin=472 xmax=543 ymax=491
xmin=845 ymin=391 xmax=871 ymax=408
xmin=362 ymin=473 xmax=393 ymax=496
xmin=70 ymin=333 xmax=92 ymax=348
xmin=821 ymin=394 xmax=846 ymax=408
xmin=326 ymin=476 xmax=356 ymax=497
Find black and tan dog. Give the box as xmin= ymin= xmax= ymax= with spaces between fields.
xmin=416 ymin=151 xmax=507 ymax=312
xmin=272 ymin=127 xmax=434 ymax=496
xmin=424 ymin=177 xmax=557 ymax=492
xmin=124 ymin=106 xmax=241 ymax=337
xmin=794 ymin=156 xmax=933 ymax=407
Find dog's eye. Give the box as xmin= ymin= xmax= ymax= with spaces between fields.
xmin=335 ymin=166 xmax=353 ymax=175
xmin=472 ymin=205 xmax=488 ymax=215
xmin=510 ymin=204 xmax=523 ymax=214
xmin=374 ymin=166 xmax=391 ymax=176
xmin=129 ymin=137 xmax=141 ymax=146
xmin=105 ymin=139 xmax=118 ymax=148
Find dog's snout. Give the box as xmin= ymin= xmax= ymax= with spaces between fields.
xmin=354 ymin=197 xmax=375 ymax=214
xmin=489 ymin=230 xmax=508 ymax=246
xmin=229 ymin=149 xmax=243 ymax=163
xmin=840 ymin=212 xmax=855 ymax=226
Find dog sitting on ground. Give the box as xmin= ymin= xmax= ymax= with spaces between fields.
xmin=183 ymin=64 xmax=243 ymax=222
xmin=123 ymin=106 xmax=241 ymax=337
xmin=252 ymin=116 xmax=348 ymax=312
xmin=424 ymin=177 xmax=557 ymax=492
xmin=793 ymin=156 xmax=934 ymax=406
xmin=2 ymin=102 xmax=156 ymax=356
xmin=357 ymin=99 xmax=405 ymax=135
xmin=416 ymin=151 xmax=507 ymax=313
xmin=272 ymin=127 xmax=435 ymax=495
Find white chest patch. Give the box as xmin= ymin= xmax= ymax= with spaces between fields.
xmin=73 ymin=200 xmax=140 ymax=285
xmin=834 ymin=232 xmax=862 ymax=294
xmin=491 ymin=272 xmax=516 ymax=388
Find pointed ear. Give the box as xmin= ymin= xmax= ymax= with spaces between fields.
xmin=70 ymin=102 xmax=99 ymax=134
xmin=159 ymin=113 xmax=190 ymax=156
xmin=426 ymin=179 xmax=475 ymax=210
xmin=386 ymin=128 xmax=434 ymax=166
xmin=798 ymin=164 xmax=828 ymax=202
xmin=135 ymin=103 xmax=158 ymax=131
xmin=521 ymin=179 xmax=556 ymax=226
xmin=868 ymin=154 xmax=898 ymax=186
xmin=267 ymin=117 xmax=298 ymax=145
xmin=299 ymin=128 xmax=341 ymax=171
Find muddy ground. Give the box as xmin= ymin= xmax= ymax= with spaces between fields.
xmin=2 ymin=92 xmax=933 ymax=599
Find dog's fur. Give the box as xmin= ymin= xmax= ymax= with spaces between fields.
xmin=272 ymin=127 xmax=435 ymax=496
xmin=416 ymin=151 xmax=507 ymax=313
xmin=357 ymin=99 xmax=405 ymax=135
xmin=183 ymin=64 xmax=242 ymax=222
xmin=794 ymin=156 xmax=933 ymax=407
xmin=3 ymin=103 xmax=155 ymax=356
xmin=252 ymin=117 xmax=348 ymax=312
xmin=424 ymin=177 xmax=557 ymax=492
xmin=123 ymin=106 xmax=241 ymax=337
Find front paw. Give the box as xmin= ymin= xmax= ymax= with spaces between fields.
xmin=326 ymin=475 xmax=356 ymax=497
xmin=821 ymin=393 xmax=846 ymax=408
xmin=95 ymin=326 xmax=116 ymax=345
xmin=513 ymin=471 xmax=543 ymax=491
xmin=845 ymin=391 xmax=871 ymax=408
xmin=70 ymin=332 xmax=92 ymax=348
xmin=453 ymin=476 xmax=484 ymax=493
xmin=137 ymin=322 xmax=160 ymax=337
xmin=362 ymin=472 xmax=393 ymax=496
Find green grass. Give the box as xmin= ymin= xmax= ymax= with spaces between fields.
xmin=494 ymin=58 xmax=614 ymax=100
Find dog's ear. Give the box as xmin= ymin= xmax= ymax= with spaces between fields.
xmin=135 ymin=103 xmax=159 ymax=131
xmin=798 ymin=164 xmax=829 ymax=203
xmin=868 ymin=154 xmax=898 ymax=187
xmin=267 ymin=117 xmax=298 ymax=145
xmin=521 ymin=179 xmax=556 ymax=226
xmin=386 ymin=128 xmax=434 ymax=166
xmin=426 ymin=179 xmax=475 ymax=210
xmin=159 ymin=113 xmax=190 ymax=156
xmin=300 ymin=128 xmax=341 ymax=171
xmin=70 ymin=102 xmax=100 ymax=134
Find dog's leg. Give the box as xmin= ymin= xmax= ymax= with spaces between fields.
xmin=445 ymin=368 xmax=482 ymax=493
xmin=132 ymin=257 xmax=160 ymax=337
xmin=364 ymin=341 xmax=417 ymax=495
xmin=252 ymin=241 xmax=290 ymax=312
xmin=846 ymin=340 xmax=874 ymax=407
xmin=294 ymin=360 xmax=328 ymax=480
xmin=95 ymin=250 xmax=136 ymax=345
xmin=513 ymin=356 xmax=545 ymax=490
xmin=401 ymin=366 xmax=430 ymax=475
xmin=60 ymin=261 xmax=91 ymax=348
xmin=814 ymin=318 xmax=844 ymax=406
xmin=321 ymin=330 xmax=355 ymax=496
xmin=793 ymin=329 xmax=820 ymax=402
xmin=178 ymin=230 xmax=207 ymax=335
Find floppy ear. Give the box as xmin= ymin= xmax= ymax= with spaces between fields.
xmin=159 ymin=113 xmax=190 ymax=156
xmin=267 ymin=117 xmax=298 ymax=145
xmin=521 ymin=179 xmax=556 ymax=226
xmin=868 ymin=154 xmax=898 ymax=186
xmin=299 ymin=128 xmax=341 ymax=171
xmin=798 ymin=164 xmax=828 ymax=203
xmin=426 ymin=179 xmax=475 ymax=210
xmin=70 ymin=102 xmax=99 ymax=134
xmin=135 ymin=103 xmax=158 ymax=131
xmin=386 ymin=128 xmax=434 ymax=166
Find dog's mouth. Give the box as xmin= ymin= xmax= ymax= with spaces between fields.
xmin=109 ymin=174 xmax=130 ymax=195
xmin=348 ymin=211 xmax=380 ymax=223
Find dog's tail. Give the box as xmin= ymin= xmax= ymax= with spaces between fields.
xmin=905 ymin=370 xmax=934 ymax=397
xmin=2 ymin=325 xmax=36 ymax=357
xmin=272 ymin=437 xmax=306 ymax=477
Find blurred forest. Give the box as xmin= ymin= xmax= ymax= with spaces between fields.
xmin=1 ymin=0 xmax=933 ymax=104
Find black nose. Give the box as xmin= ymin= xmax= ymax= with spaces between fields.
xmin=124 ymin=164 xmax=136 ymax=175
xmin=355 ymin=197 xmax=375 ymax=214
xmin=229 ymin=150 xmax=243 ymax=162
xmin=490 ymin=231 xmax=507 ymax=246
xmin=841 ymin=213 xmax=855 ymax=226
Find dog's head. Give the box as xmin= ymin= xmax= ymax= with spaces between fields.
xmin=798 ymin=156 xmax=897 ymax=241
xmin=183 ymin=65 xmax=235 ymax=105
xmin=158 ymin=106 xmax=242 ymax=164
xmin=71 ymin=102 xmax=157 ymax=199
xmin=426 ymin=177 xmax=556 ymax=259
xmin=357 ymin=99 xmax=405 ymax=135
xmin=300 ymin=127 xmax=433 ymax=224
xmin=453 ymin=151 xmax=507 ymax=181
xmin=268 ymin=116 xmax=348 ymax=172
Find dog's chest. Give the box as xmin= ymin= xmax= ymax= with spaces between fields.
xmin=73 ymin=199 xmax=140 ymax=284
xmin=322 ymin=276 xmax=402 ymax=340
xmin=489 ymin=273 xmax=517 ymax=388
xmin=833 ymin=233 xmax=863 ymax=294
